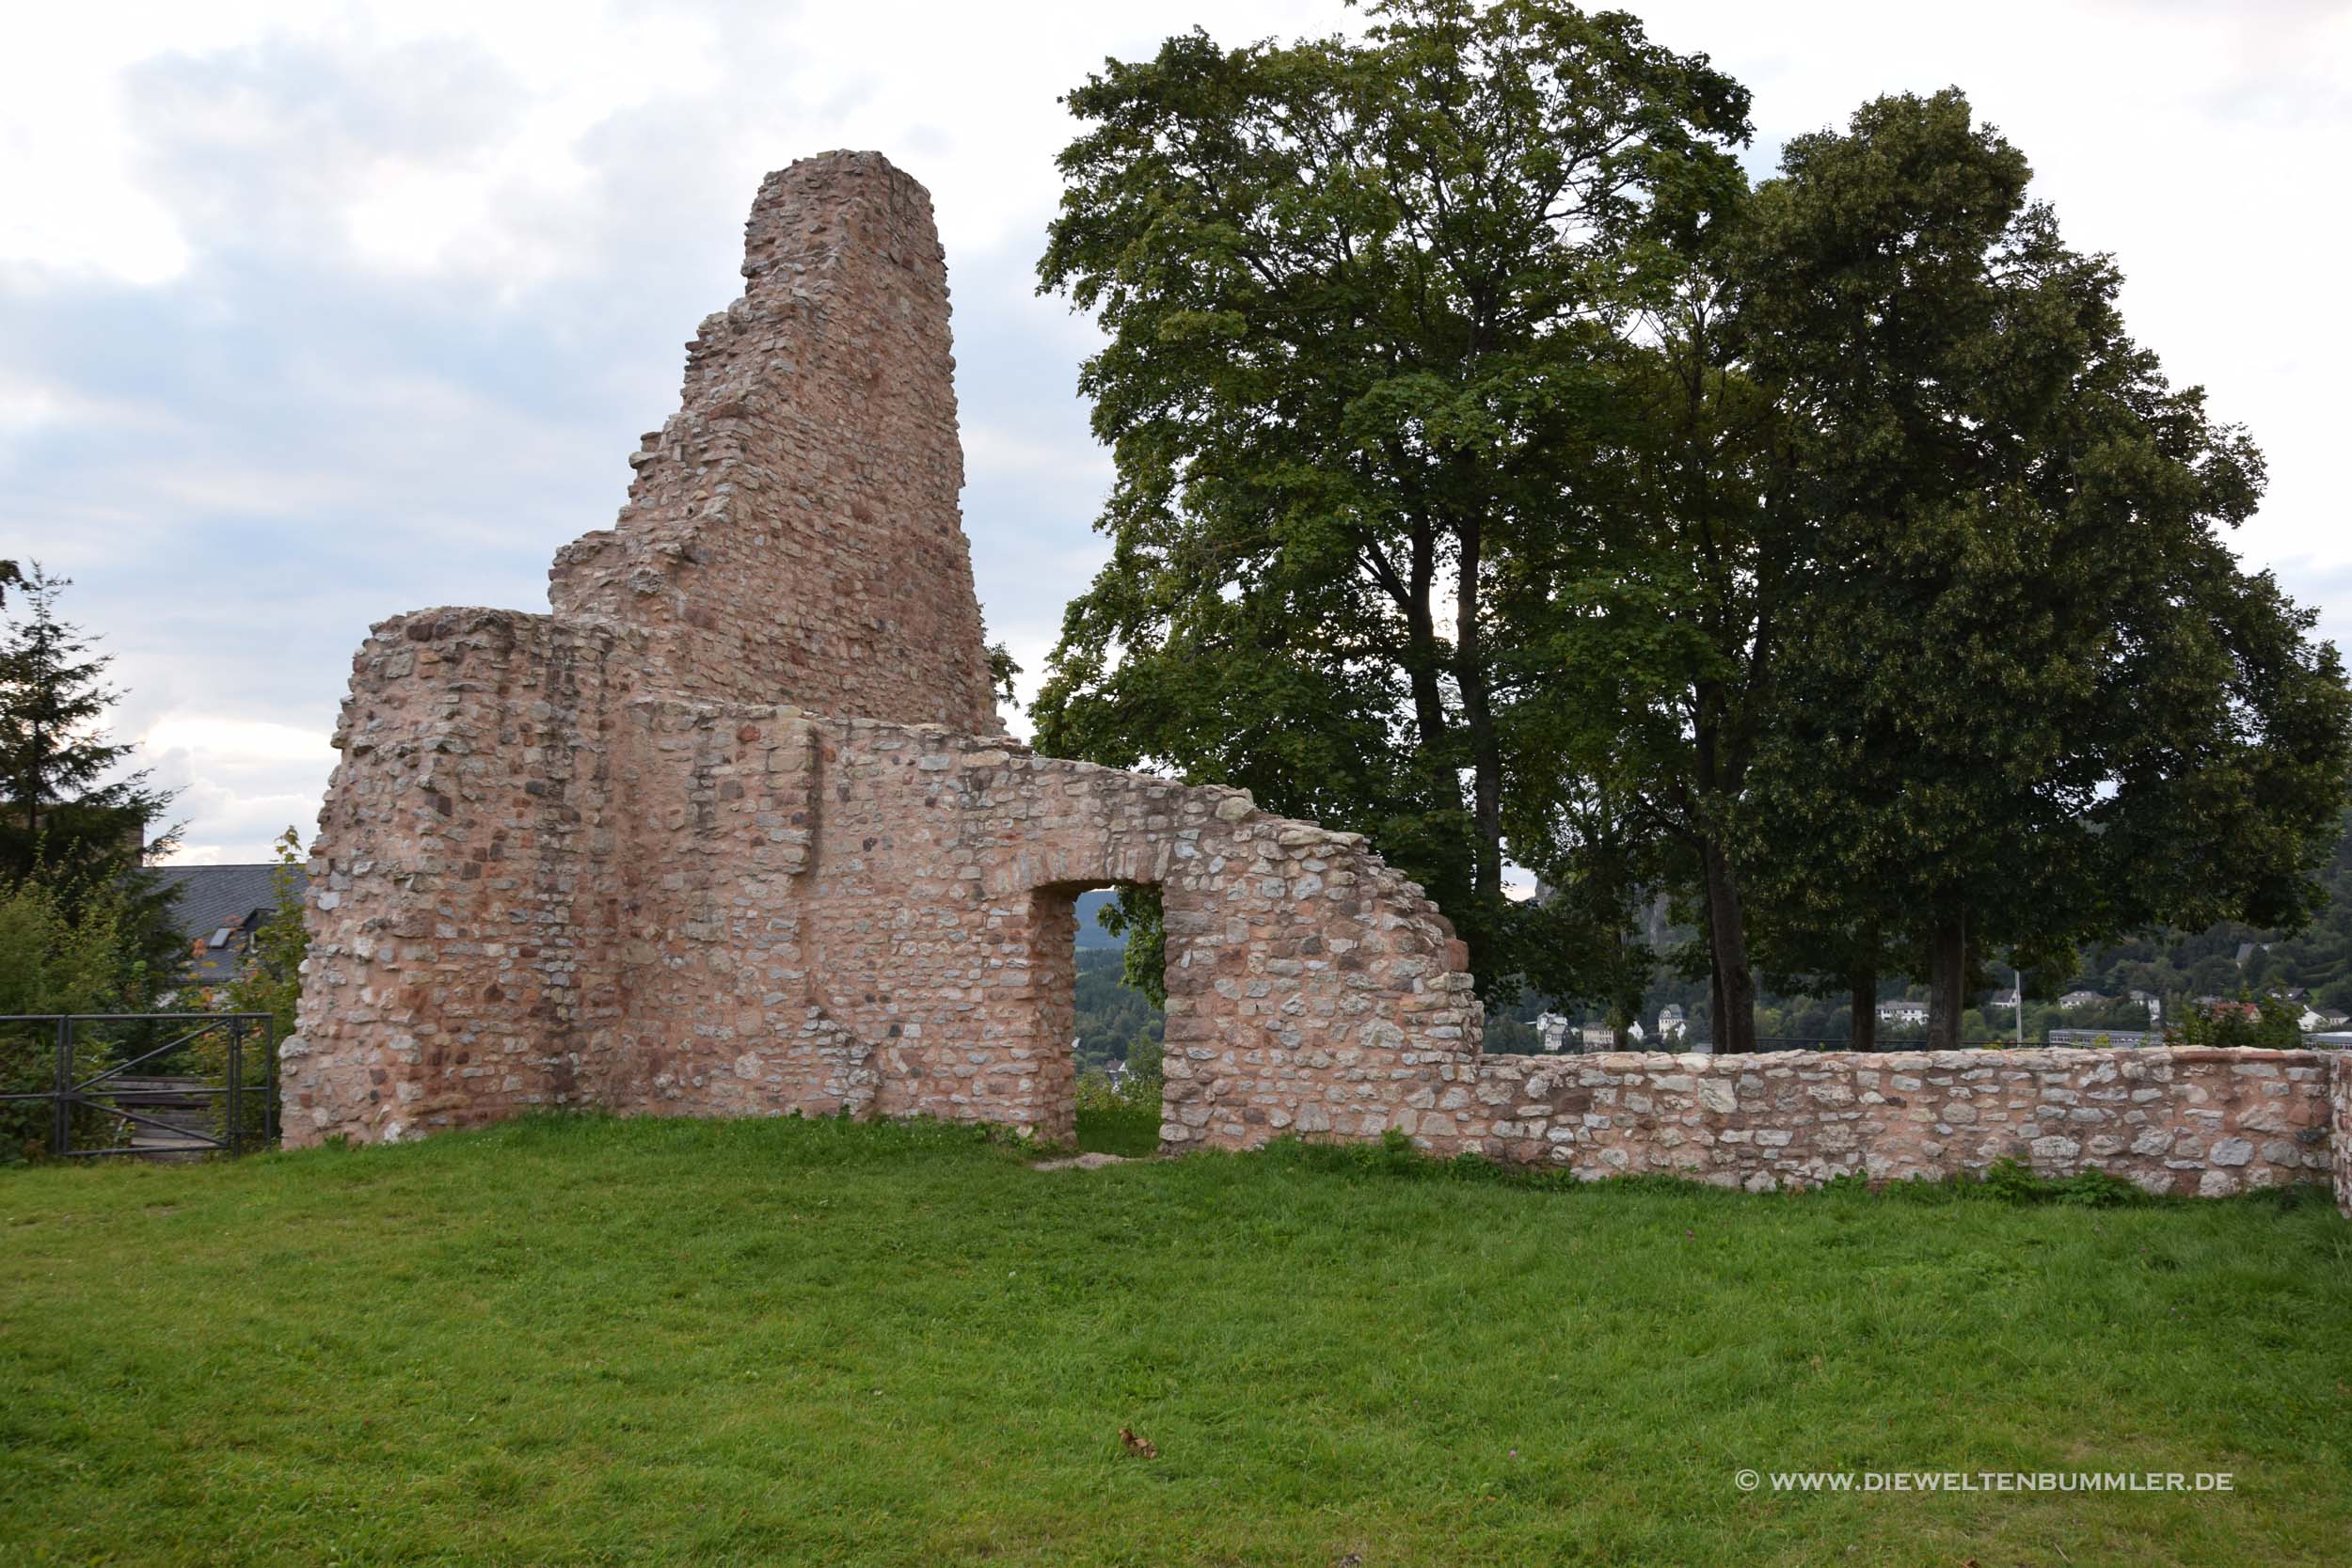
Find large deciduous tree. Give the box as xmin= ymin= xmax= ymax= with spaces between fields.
xmin=1522 ymin=89 xmax=2346 ymax=1053
xmin=1731 ymin=91 xmax=2351 ymax=1049
xmin=1032 ymin=0 xmax=1749 ymax=995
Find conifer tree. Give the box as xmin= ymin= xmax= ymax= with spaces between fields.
xmin=0 ymin=565 xmax=180 ymax=986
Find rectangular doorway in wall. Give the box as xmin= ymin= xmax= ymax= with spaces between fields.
xmin=1068 ymin=886 xmax=1166 ymax=1156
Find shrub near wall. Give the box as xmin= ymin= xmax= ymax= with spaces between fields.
xmin=0 ymin=878 xmax=130 ymax=1161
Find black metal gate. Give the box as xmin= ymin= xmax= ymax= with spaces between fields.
xmin=0 ymin=1013 xmax=278 ymax=1159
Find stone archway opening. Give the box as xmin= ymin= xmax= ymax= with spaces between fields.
xmin=1029 ymin=880 xmax=1168 ymax=1153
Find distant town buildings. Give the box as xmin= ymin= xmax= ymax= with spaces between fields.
xmin=1532 ymin=1011 xmax=1660 ymax=1053
xmin=2046 ymin=1029 xmax=2154 ymax=1049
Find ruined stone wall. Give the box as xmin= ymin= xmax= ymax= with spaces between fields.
xmin=1428 ymin=1047 xmax=2333 ymax=1197
xmin=285 ymin=609 xmax=631 ymax=1144
xmin=548 ymin=153 xmax=995 ymax=732
xmin=293 ymin=676 xmax=1482 ymax=1148
xmin=575 ymin=711 xmax=1480 ymax=1147
xmin=2333 ymin=1058 xmax=2352 ymax=1213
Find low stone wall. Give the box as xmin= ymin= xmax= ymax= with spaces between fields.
xmin=1428 ymin=1047 xmax=2337 ymax=1199
xmin=2332 ymin=1063 xmax=2352 ymax=1214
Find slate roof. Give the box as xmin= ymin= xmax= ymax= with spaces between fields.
xmin=150 ymin=863 xmax=307 ymax=942
xmin=149 ymin=863 xmax=309 ymax=984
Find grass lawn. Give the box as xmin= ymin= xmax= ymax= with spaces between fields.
xmin=4 ymin=1117 xmax=2348 ymax=1567
xmin=1074 ymin=1103 xmax=1162 ymax=1158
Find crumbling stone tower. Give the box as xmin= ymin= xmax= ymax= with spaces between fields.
xmin=549 ymin=155 xmax=998 ymax=733
xmin=286 ymin=152 xmax=1486 ymax=1148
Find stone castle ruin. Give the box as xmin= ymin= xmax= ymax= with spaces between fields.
xmin=285 ymin=152 xmax=1483 ymax=1152
xmin=286 ymin=152 xmax=2352 ymax=1215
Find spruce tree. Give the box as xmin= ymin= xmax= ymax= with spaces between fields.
xmin=0 ymin=565 xmax=180 ymax=989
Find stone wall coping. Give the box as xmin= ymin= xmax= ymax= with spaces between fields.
xmin=371 ymin=605 xmax=554 ymax=639
xmin=1482 ymin=1046 xmax=2330 ymax=1072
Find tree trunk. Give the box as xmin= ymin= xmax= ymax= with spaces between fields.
xmin=1849 ymin=924 xmax=1878 ymax=1052
xmin=1928 ymin=911 xmax=1967 ymax=1051
xmin=1402 ymin=522 xmax=1449 ymax=761
xmin=24 ymin=718 xmax=40 ymax=847
xmin=1702 ymin=838 xmax=1757 ymax=1053
xmin=1703 ymin=896 xmax=1726 ymax=1053
xmin=1453 ymin=514 xmax=1502 ymax=901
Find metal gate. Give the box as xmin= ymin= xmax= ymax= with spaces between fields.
xmin=0 ymin=1013 xmax=278 ymax=1159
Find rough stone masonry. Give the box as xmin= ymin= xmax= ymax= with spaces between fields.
xmin=283 ymin=152 xmax=2352 ymax=1215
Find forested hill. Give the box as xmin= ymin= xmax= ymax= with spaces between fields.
xmin=1074 ymin=889 xmax=1123 ymax=950
xmin=2073 ymin=806 xmax=2352 ymax=1015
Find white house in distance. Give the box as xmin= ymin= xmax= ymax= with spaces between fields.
xmin=2058 ymin=990 xmax=2106 ymax=1010
xmin=1656 ymin=1005 xmax=1687 ymax=1043
xmin=1876 ymin=998 xmax=1930 ymax=1026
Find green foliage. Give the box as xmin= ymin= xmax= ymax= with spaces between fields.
xmin=984 ymin=641 xmax=1022 ymax=709
xmin=1730 ymin=91 xmax=2351 ymax=1040
xmin=0 ymin=872 xmax=133 ymax=1160
xmin=1087 ymin=886 xmax=1168 ymax=1009
xmin=1071 ymin=946 xmax=1163 ymax=1066
xmin=1071 ymin=942 xmax=1167 ymax=1154
xmin=8 ymin=1114 xmax=2346 ymax=1564
xmin=1979 ymin=1156 xmax=2148 ymax=1210
xmin=222 ymin=828 xmax=308 ymax=1039
xmin=2070 ymin=807 xmax=2352 ymax=1020
xmin=176 ymin=825 xmax=310 ymax=1145
xmin=2163 ymin=989 xmax=2304 ymax=1051
xmin=0 ymin=874 xmax=127 ymax=1017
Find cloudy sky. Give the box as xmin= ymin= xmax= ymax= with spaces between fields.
xmin=3 ymin=0 xmax=2347 ymax=863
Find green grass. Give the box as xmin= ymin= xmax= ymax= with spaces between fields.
xmin=1073 ymin=1103 xmax=1161 ymax=1158
xmin=3 ymin=1116 xmax=2348 ymax=1567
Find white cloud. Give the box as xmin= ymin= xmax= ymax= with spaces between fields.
xmin=142 ymin=716 xmax=335 ymax=766
xmin=140 ymin=718 xmax=335 ymax=864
